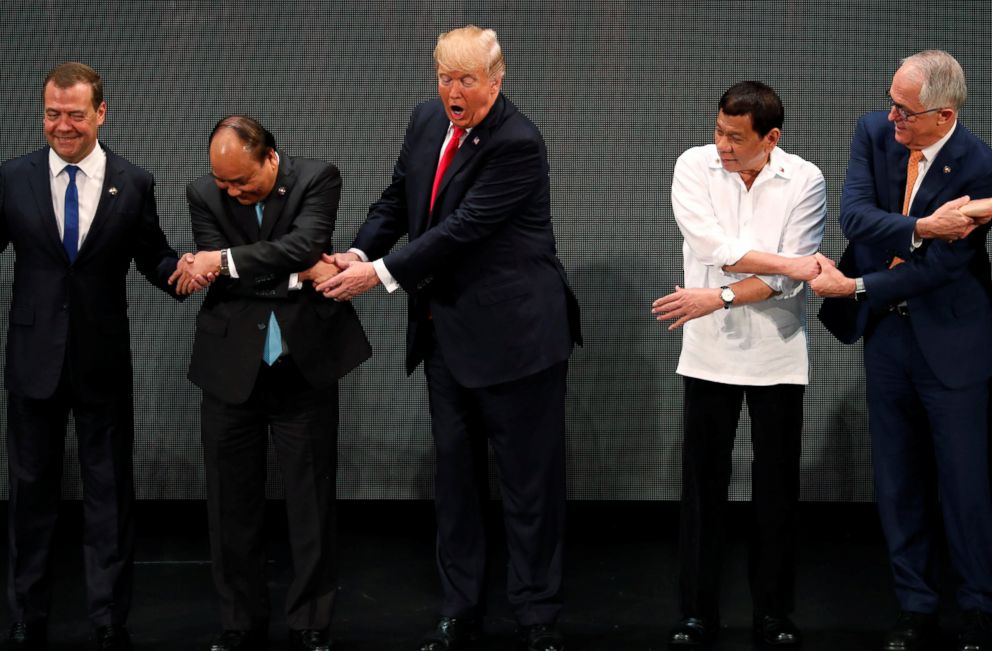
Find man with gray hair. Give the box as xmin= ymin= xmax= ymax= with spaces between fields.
xmin=815 ymin=49 xmax=992 ymax=651
xmin=318 ymin=24 xmax=580 ymax=651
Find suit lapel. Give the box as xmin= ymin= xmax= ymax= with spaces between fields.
xmin=912 ymin=127 xmax=966 ymax=216
xmin=77 ymin=149 xmax=123 ymax=262
xmin=27 ymin=149 xmax=65 ymax=258
xmin=886 ymin=138 xmax=908 ymax=214
xmin=411 ymin=113 xmax=452 ymax=238
xmin=230 ymin=201 xmax=260 ymax=242
xmin=259 ymin=152 xmax=295 ymax=240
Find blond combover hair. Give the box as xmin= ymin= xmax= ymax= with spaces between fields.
xmin=434 ymin=25 xmax=505 ymax=81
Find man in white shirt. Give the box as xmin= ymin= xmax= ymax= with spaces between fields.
xmin=652 ymin=81 xmax=825 ymax=649
xmin=0 ymin=62 xmax=194 ymax=651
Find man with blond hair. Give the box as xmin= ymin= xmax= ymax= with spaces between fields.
xmin=319 ymin=25 xmax=581 ymax=651
xmin=816 ymin=50 xmax=992 ymax=651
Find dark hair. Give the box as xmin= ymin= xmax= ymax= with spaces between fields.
xmin=209 ymin=115 xmax=277 ymax=163
xmin=44 ymin=62 xmax=103 ymax=110
xmin=718 ymin=81 xmax=784 ymax=137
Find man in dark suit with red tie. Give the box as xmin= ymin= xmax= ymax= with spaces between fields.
xmin=814 ymin=50 xmax=992 ymax=651
xmin=0 ymin=62 xmax=191 ymax=651
xmin=319 ymin=24 xmax=581 ymax=651
xmin=175 ymin=116 xmax=370 ymax=651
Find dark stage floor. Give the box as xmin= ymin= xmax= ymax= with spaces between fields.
xmin=0 ymin=500 xmax=970 ymax=650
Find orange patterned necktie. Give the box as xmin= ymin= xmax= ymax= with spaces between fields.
xmin=891 ymin=149 xmax=925 ymax=268
xmin=902 ymin=149 xmax=924 ymax=215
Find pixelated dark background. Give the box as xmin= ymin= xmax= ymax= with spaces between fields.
xmin=0 ymin=1 xmax=988 ymax=500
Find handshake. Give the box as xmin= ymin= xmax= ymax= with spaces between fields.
xmin=809 ymin=195 xmax=992 ymax=298
xmin=167 ymin=250 xmax=381 ymax=300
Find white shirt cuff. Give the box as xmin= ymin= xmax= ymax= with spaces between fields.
xmin=288 ymin=273 xmax=302 ymax=290
xmin=372 ymin=259 xmax=400 ymax=293
xmin=227 ymin=250 xmax=239 ymax=278
xmin=349 ymin=247 xmax=370 ymax=262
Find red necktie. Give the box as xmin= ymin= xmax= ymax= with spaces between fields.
xmin=429 ymin=126 xmax=465 ymax=214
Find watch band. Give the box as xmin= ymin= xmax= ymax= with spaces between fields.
xmin=219 ymin=248 xmax=230 ymax=276
xmin=854 ymin=277 xmax=866 ymax=302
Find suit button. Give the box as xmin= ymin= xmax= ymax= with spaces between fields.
xmin=61 ymin=303 xmax=68 ymax=311
xmin=258 ymin=323 xmax=266 ymax=330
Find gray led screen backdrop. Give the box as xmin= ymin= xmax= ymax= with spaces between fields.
xmin=1 ymin=1 xmax=989 ymax=501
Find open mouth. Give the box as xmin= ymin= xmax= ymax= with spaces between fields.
xmin=449 ymin=104 xmax=465 ymax=120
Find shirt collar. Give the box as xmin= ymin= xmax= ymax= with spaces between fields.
xmin=919 ymin=120 xmax=956 ymax=163
xmin=708 ymin=145 xmax=792 ymax=181
xmin=49 ymin=141 xmax=106 ymax=179
xmin=447 ymin=123 xmax=473 ymax=138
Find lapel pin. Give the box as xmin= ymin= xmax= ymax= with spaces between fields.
xmin=108 ymin=186 xmax=118 ymax=195
xmin=943 ymin=166 xmax=951 ymax=174
xmin=277 ymin=186 xmax=287 ymax=195
xmin=473 ymin=136 xmax=480 ymax=145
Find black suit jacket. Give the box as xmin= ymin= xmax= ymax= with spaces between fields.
xmin=353 ymin=95 xmax=581 ymax=388
xmin=186 ymin=153 xmax=370 ymax=404
xmin=819 ymin=112 xmax=992 ymax=389
xmin=0 ymin=145 xmax=180 ymax=402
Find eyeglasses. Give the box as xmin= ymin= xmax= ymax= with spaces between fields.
xmin=885 ymin=94 xmax=943 ymax=122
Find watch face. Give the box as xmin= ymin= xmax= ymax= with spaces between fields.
xmin=721 ymin=287 xmax=735 ymax=303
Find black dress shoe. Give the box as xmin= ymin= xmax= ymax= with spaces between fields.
xmin=94 ymin=625 xmax=132 ymax=651
xmin=668 ymin=616 xmax=718 ymax=647
xmin=417 ymin=616 xmax=482 ymax=650
xmin=517 ymin=624 xmax=564 ymax=651
xmin=882 ymin=611 xmax=938 ymax=651
xmin=753 ymin=614 xmax=801 ymax=647
xmin=959 ymin=610 xmax=992 ymax=651
xmin=209 ymin=629 xmax=267 ymax=651
xmin=4 ymin=622 xmax=47 ymax=650
xmin=290 ymin=628 xmax=332 ymax=651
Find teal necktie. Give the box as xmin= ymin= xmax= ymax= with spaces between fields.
xmin=257 ymin=202 xmax=283 ymax=365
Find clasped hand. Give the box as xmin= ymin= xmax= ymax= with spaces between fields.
xmin=311 ymin=252 xmax=380 ymax=301
xmin=168 ymin=252 xmax=219 ymax=295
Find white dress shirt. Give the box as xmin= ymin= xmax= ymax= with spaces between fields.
xmin=354 ymin=123 xmax=472 ymax=292
xmin=49 ymin=143 xmax=107 ymax=251
xmin=671 ymin=144 xmax=827 ymax=386
xmin=907 ymin=121 xmax=957 ymax=250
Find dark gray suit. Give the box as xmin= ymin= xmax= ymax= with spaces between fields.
xmin=186 ymin=153 xmax=370 ymax=632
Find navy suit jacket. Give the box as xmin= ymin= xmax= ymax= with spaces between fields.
xmin=0 ymin=145 xmax=181 ymax=401
xmin=819 ymin=111 xmax=992 ymax=389
xmin=353 ymin=95 xmax=581 ymax=388
xmin=186 ymin=153 xmax=371 ymax=404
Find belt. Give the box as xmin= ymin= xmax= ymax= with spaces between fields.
xmin=888 ymin=303 xmax=909 ymax=317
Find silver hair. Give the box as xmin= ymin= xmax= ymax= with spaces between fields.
xmin=901 ymin=49 xmax=967 ymax=110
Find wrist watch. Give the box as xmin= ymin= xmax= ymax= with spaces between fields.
xmin=219 ymin=248 xmax=230 ymax=276
xmin=720 ymin=285 xmax=735 ymax=309
xmin=854 ymin=277 xmax=866 ymax=302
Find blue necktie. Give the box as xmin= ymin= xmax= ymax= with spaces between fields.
xmin=63 ymin=165 xmax=80 ymax=262
xmin=257 ymin=203 xmax=283 ymax=365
